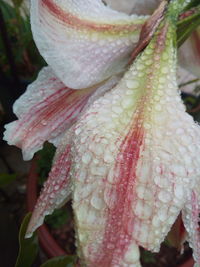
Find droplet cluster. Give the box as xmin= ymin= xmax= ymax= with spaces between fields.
xmin=26 ymin=132 xmax=73 ymax=237
xmin=31 ymin=0 xmax=146 ymax=89
xmin=3 ymin=67 xmax=95 ymax=161
xmin=71 ymin=21 xmax=200 ymax=266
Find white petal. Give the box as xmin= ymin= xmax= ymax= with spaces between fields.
xmin=72 ymin=20 xmax=200 ymax=266
xmin=31 ymin=0 xmax=146 ymax=88
xmin=4 ymin=67 xmax=119 ymax=160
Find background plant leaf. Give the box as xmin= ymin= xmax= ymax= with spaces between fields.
xmin=0 ymin=173 xmax=17 ymax=187
xmin=40 ymin=255 xmax=77 ymax=267
xmin=177 ymin=6 xmax=200 ymax=47
xmin=183 ymin=0 xmax=200 ymax=11
xmin=15 ymin=213 xmax=39 ymax=267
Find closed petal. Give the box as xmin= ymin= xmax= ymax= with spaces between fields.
xmin=26 ymin=129 xmax=73 ymax=238
xmin=31 ymin=0 xmax=146 ymax=89
xmin=182 ymin=190 xmax=200 ymax=265
xmin=4 ymin=67 xmax=118 ymax=160
xmin=72 ymin=20 xmax=200 ymax=266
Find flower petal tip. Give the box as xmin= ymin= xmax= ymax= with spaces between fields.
xmin=25 ymin=213 xmax=44 ymax=239
xmin=25 ymin=232 xmax=33 ymax=239
xmin=25 ymin=210 xmax=47 ymax=238
xmin=4 ymin=67 xmax=115 ymax=162
xmin=3 ymin=122 xmax=37 ymax=161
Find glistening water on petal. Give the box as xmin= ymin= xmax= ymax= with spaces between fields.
xmin=3 ymin=67 xmax=119 ymax=160
xmin=31 ymin=0 xmax=147 ymax=89
xmin=26 ymin=129 xmax=73 ymax=238
xmin=71 ymin=13 xmax=200 ymax=267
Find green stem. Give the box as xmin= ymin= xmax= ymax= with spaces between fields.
xmin=179 ymin=78 xmax=200 ymax=87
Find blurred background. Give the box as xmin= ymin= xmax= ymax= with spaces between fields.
xmin=0 ymin=1 xmax=200 ymax=267
xmin=0 ymin=1 xmax=45 ymax=266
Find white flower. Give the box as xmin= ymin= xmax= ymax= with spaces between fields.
xmin=4 ymin=0 xmax=200 ymax=266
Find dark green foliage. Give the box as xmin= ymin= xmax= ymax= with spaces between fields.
xmin=0 ymin=0 xmax=45 ymax=80
xmin=141 ymin=250 xmax=156 ymax=264
xmin=15 ymin=213 xmax=39 ymax=267
xmin=45 ymin=208 xmax=70 ymax=230
xmin=37 ymin=142 xmax=56 ymax=186
xmin=177 ymin=5 xmax=200 ymax=47
xmin=40 ymin=255 xmax=77 ymax=267
xmin=0 ymin=173 xmax=17 ymax=187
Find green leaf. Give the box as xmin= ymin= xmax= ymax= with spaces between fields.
xmin=12 ymin=0 xmax=24 ymax=8
xmin=37 ymin=142 xmax=56 ymax=185
xmin=183 ymin=0 xmax=200 ymax=11
xmin=40 ymin=255 xmax=77 ymax=267
xmin=177 ymin=6 xmax=200 ymax=47
xmin=141 ymin=250 xmax=156 ymax=264
xmin=0 ymin=173 xmax=17 ymax=187
xmin=15 ymin=213 xmax=39 ymax=267
xmin=45 ymin=207 xmax=70 ymax=229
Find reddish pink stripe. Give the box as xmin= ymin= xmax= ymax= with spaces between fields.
xmin=27 ymin=92 xmax=92 ymax=141
xmin=90 ymin=22 xmax=171 ymax=266
xmin=92 ymin=115 xmax=145 ymax=266
xmin=13 ymin=86 xmax=94 ymax=150
xmin=40 ymin=0 xmax=142 ymax=33
xmin=14 ymin=88 xmax=73 ymax=137
xmin=36 ymin=144 xmax=71 ymax=217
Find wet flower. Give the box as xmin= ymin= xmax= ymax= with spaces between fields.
xmin=3 ymin=0 xmax=200 ymax=266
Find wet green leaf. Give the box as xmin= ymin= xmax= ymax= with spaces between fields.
xmin=40 ymin=255 xmax=77 ymax=267
xmin=15 ymin=213 xmax=39 ymax=267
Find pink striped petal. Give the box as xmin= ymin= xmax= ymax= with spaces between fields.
xmin=4 ymin=67 xmax=119 ymax=160
xmin=71 ymin=21 xmax=200 ymax=266
xmin=26 ymin=129 xmax=73 ymax=238
xmin=182 ymin=190 xmax=200 ymax=265
xmin=31 ymin=0 xmax=146 ymax=89
xmin=179 ymin=27 xmax=200 ymax=78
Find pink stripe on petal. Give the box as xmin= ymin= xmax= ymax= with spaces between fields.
xmin=72 ymin=19 xmax=200 ymax=266
xmin=92 ymin=117 xmax=145 ymax=266
xmin=31 ymin=0 xmax=146 ymax=88
xmin=26 ymin=135 xmax=72 ymax=238
xmin=4 ymin=68 xmax=96 ymax=160
xmin=41 ymin=0 xmax=141 ymax=33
